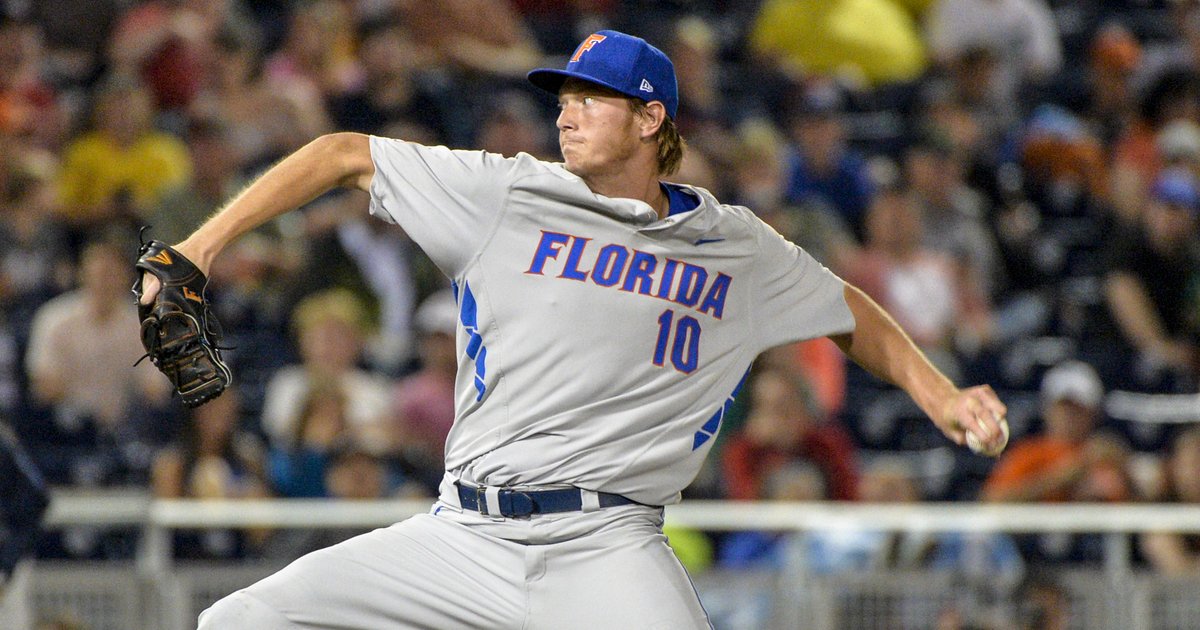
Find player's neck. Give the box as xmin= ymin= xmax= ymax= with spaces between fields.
xmin=581 ymin=167 xmax=668 ymax=219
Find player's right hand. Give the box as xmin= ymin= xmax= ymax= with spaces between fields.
xmin=937 ymin=384 xmax=1008 ymax=454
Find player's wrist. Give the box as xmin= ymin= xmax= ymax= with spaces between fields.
xmin=173 ymin=238 xmax=217 ymax=276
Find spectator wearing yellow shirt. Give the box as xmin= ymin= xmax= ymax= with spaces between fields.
xmin=56 ymin=75 xmax=191 ymax=226
xmin=750 ymin=0 xmax=927 ymax=86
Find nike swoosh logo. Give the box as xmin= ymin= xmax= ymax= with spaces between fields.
xmin=693 ymin=238 xmax=725 ymax=246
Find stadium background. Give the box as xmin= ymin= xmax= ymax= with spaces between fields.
xmin=3 ymin=0 xmax=1200 ymax=628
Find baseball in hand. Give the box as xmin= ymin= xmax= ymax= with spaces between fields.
xmin=966 ymin=414 xmax=1009 ymax=457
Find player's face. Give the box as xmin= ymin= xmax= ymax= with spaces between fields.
xmin=556 ymin=82 xmax=641 ymax=178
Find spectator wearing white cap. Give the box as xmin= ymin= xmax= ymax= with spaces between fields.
xmin=389 ymin=290 xmax=459 ymax=493
xmin=982 ymin=360 xmax=1132 ymax=504
xmin=982 ymin=360 xmax=1137 ymax=564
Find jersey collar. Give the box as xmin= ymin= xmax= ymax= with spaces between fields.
xmin=547 ymin=163 xmax=721 ymax=241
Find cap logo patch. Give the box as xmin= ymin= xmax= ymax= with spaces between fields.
xmin=570 ymin=34 xmax=607 ymax=62
xmin=640 ymin=79 xmax=654 ymax=93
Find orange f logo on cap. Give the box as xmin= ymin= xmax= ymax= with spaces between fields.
xmin=570 ymin=34 xmax=607 ymax=62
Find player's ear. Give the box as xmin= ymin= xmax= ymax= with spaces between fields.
xmin=638 ymin=101 xmax=667 ymax=140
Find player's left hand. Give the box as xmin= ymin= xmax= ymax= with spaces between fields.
xmin=936 ymin=385 xmax=1008 ymax=457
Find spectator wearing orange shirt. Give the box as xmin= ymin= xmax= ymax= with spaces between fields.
xmin=984 ymin=360 xmax=1136 ymax=565
xmin=982 ymin=360 xmax=1131 ymax=504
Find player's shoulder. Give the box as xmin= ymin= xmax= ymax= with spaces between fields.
xmin=673 ymin=183 xmax=771 ymax=236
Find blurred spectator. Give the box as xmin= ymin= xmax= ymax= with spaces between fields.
xmin=326 ymin=444 xmax=408 ymax=500
xmin=730 ymin=118 xmax=858 ymax=274
xmin=392 ymin=290 xmax=459 ymax=492
xmin=799 ymin=460 xmax=925 ymax=576
xmin=782 ymin=84 xmax=876 ymax=238
xmin=940 ymin=46 xmax=1021 ymax=142
xmin=1101 ymin=170 xmax=1200 ymax=389
xmin=800 ymin=458 xmax=1021 ymax=587
xmin=1109 ymin=69 xmax=1200 ymax=224
xmin=926 ymin=0 xmax=1062 ymax=98
xmin=983 ymin=361 xmax=1135 ymax=564
xmin=1158 ymin=119 xmax=1200 ymax=182
xmin=722 ymin=365 xmax=859 ymax=502
xmin=203 ymin=233 xmax=294 ymax=419
xmin=1020 ymin=105 xmax=1110 ymax=221
xmin=476 ymin=91 xmax=554 ymax=159
xmin=24 ymin=237 xmax=170 ymax=481
xmin=296 ymin=195 xmax=419 ymax=375
xmin=263 ymin=442 xmax=412 ymax=559
xmin=0 ymin=152 xmax=71 ymax=326
xmin=55 ymin=75 xmax=191 ymax=228
xmin=261 ymin=289 xmax=392 ymax=454
xmin=730 ymin=118 xmax=788 ymax=208
xmin=749 ymin=0 xmax=927 ymax=86
xmin=1139 ymin=427 xmax=1200 ymax=575
xmin=399 ymin=0 xmax=546 ymax=80
xmin=717 ymin=460 xmax=827 ymax=570
xmin=0 ymin=19 xmax=66 ymax=149
xmin=107 ymin=0 xmax=253 ymax=113
xmin=325 ymin=19 xmax=448 ymax=140
xmin=191 ymin=28 xmax=330 ymax=169
xmin=267 ymin=376 xmax=352 ymax=498
xmin=917 ymin=76 xmax=1007 ymax=191
xmin=152 ymin=388 xmax=268 ymax=559
xmin=905 ymin=134 xmax=1002 ymax=299
xmin=667 ymin=16 xmax=721 ymax=123
xmin=263 ymin=0 xmax=360 ymax=100
xmin=1134 ymin=0 xmax=1200 ymax=93
xmin=983 ymin=360 xmax=1128 ymax=503
xmin=672 ymin=143 xmax=720 ymax=192
xmin=664 ymin=16 xmax=738 ymax=170
xmin=511 ymin=0 xmax=617 ymax=57
xmin=844 ymin=187 xmax=992 ymax=377
xmin=1078 ymin=23 xmax=1142 ymax=147
xmin=18 ymin=0 xmax=121 ymax=92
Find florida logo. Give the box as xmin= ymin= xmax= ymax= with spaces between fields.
xmin=570 ymin=34 xmax=607 ymax=63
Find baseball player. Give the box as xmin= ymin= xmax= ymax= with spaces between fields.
xmin=141 ymin=29 xmax=1007 ymax=629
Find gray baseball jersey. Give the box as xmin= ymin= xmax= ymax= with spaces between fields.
xmin=367 ymin=137 xmax=855 ymax=506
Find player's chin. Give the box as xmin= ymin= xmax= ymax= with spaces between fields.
xmin=560 ymin=152 xmax=587 ymax=175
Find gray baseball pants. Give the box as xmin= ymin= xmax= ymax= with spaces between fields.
xmin=197 ymin=501 xmax=711 ymax=629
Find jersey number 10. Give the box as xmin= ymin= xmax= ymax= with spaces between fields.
xmin=652 ymin=309 xmax=700 ymax=373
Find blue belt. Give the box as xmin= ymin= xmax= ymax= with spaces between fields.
xmin=455 ymin=482 xmax=640 ymax=517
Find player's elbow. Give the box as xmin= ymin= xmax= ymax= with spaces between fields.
xmin=313 ymin=132 xmax=375 ymax=191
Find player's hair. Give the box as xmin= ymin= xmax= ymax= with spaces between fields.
xmin=629 ymin=99 xmax=686 ymax=176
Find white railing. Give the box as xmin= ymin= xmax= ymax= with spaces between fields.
xmin=42 ymin=491 xmax=1200 ymax=575
xmin=48 ymin=492 xmax=1200 ymax=533
xmin=31 ymin=492 xmax=1200 ymax=630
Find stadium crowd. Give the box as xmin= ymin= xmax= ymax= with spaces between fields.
xmin=2 ymin=0 xmax=1200 ymax=600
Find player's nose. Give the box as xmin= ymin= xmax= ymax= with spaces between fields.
xmin=556 ymin=106 xmax=577 ymax=131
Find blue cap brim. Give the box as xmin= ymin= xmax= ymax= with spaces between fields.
xmin=527 ymin=68 xmax=635 ymax=102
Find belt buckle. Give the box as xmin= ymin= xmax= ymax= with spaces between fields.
xmin=474 ymin=486 xmax=488 ymax=515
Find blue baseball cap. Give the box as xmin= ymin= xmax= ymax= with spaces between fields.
xmin=528 ymin=30 xmax=679 ymax=119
